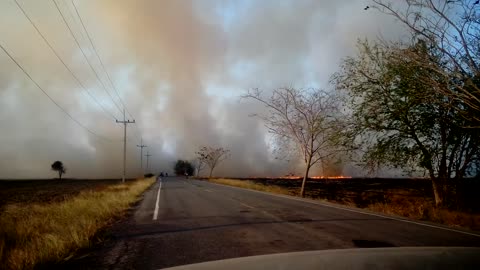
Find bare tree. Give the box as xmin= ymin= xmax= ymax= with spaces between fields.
xmin=194 ymin=157 xmax=206 ymax=177
xmin=371 ymin=0 xmax=480 ymax=126
xmin=243 ymin=88 xmax=348 ymax=197
xmin=196 ymin=146 xmax=230 ymax=178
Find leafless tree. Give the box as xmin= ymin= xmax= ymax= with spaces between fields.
xmin=196 ymin=146 xmax=230 ymax=178
xmin=371 ymin=0 xmax=480 ymax=126
xmin=194 ymin=157 xmax=206 ymax=177
xmin=243 ymin=88 xmax=349 ymax=197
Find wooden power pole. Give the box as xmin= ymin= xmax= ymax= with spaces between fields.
xmin=116 ymin=109 xmax=135 ymax=182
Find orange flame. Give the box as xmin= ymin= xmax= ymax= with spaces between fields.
xmin=248 ymin=176 xmax=352 ymax=180
xmin=310 ymin=175 xmax=352 ymax=179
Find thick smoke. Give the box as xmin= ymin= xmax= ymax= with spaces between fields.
xmin=0 ymin=0 xmax=405 ymax=179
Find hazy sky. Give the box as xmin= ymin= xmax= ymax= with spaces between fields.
xmin=0 ymin=0 xmax=406 ymax=179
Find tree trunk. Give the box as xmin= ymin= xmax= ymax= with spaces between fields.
xmin=432 ymin=177 xmax=443 ymax=207
xmin=209 ymin=168 xmax=214 ymax=178
xmin=300 ymin=157 xmax=312 ymax=197
xmin=426 ymin=168 xmax=443 ymax=207
xmin=59 ymin=171 xmax=62 ymax=180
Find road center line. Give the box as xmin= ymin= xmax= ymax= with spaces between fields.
xmin=153 ymin=179 xmax=162 ymax=220
xmin=205 ymin=180 xmax=480 ymax=238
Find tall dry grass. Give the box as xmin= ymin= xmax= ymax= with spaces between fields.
xmin=367 ymin=195 xmax=480 ymax=230
xmin=209 ymin=178 xmax=480 ymax=231
xmin=0 ymin=178 xmax=154 ymax=270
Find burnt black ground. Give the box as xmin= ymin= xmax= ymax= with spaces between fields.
xmin=58 ymin=177 xmax=480 ymax=270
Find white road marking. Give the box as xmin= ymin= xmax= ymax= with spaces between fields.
xmin=239 ymin=201 xmax=254 ymax=208
xmin=153 ymin=179 xmax=162 ymax=220
xmin=204 ymin=189 xmax=213 ymax=192
xmin=205 ymin=181 xmax=480 ymax=238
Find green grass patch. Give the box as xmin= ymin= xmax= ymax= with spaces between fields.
xmin=0 ymin=178 xmax=155 ymax=270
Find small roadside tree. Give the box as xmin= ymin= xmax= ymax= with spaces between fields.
xmin=51 ymin=161 xmax=66 ymax=180
xmin=174 ymin=160 xmax=194 ymax=176
xmin=243 ymin=88 xmax=349 ymax=197
xmin=196 ymin=146 xmax=230 ymax=178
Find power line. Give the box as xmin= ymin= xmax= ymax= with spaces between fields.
xmin=0 ymin=42 xmax=113 ymax=142
xmin=71 ymin=0 xmax=135 ymax=120
xmin=51 ymin=0 xmax=124 ymax=117
xmin=65 ymin=0 xmax=144 ymax=143
xmin=13 ymin=0 xmax=118 ymax=121
xmin=70 ymin=0 xmax=143 ymax=140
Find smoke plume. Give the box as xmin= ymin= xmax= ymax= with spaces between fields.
xmin=0 ymin=0 xmax=405 ymax=178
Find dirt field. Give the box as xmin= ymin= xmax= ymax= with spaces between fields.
xmin=0 ymin=179 xmax=134 ymax=209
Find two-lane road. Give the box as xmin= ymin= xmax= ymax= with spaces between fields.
xmin=71 ymin=177 xmax=480 ymax=269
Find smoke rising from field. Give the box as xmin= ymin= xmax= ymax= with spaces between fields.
xmin=0 ymin=0 xmax=405 ymax=179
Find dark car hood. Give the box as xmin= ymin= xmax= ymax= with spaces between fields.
xmin=161 ymin=247 xmax=480 ymax=270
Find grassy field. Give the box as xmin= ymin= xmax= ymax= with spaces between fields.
xmin=209 ymin=178 xmax=480 ymax=231
xmin=0 ymin=178 xmax=155 ymax=270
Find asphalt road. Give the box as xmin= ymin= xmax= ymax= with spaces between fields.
xmin=67 ymin=177 xmax=480 ymax=270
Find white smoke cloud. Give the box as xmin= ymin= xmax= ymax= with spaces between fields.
xmin=0 ymin=0 xmax=406 ymax=179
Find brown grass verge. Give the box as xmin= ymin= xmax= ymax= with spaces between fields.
xmin=210 ymin=178 xmax=294 ymax=195
xmin=209 ymin=178 xmax=480 ymax=231
xmin=0 ymin=178 xmax=155 ymax=270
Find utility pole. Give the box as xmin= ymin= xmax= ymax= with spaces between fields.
xmin=136 ymin=138 xmax=147 ymax=173
xmin=145 ymin=151 xmax=152 ymax=173
xmin=116 ymin=109 xmax=135 ymax=182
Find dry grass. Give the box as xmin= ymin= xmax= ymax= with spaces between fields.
xmin=0 ymin=178 xmax=155 ymax=270
xmin=210 ymin=178 xmax=294 ymax=195
xmin=209 ymin=178 xmax=480 ymax=231
xmin=367 ymin=195 xmax=480 ymax=230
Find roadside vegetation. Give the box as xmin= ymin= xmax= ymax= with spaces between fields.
xmin=0 ymin=178 xmax=155 ymax=270
xmin=209 ymin=178 xmax=480 ymax=231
